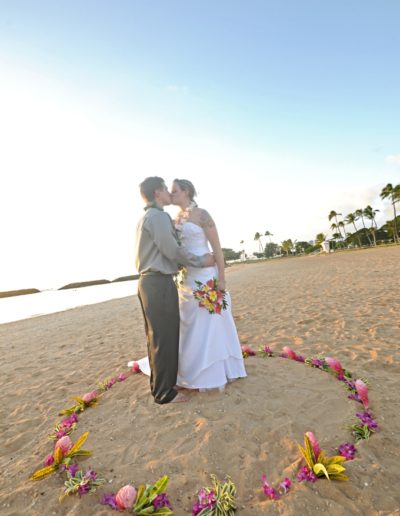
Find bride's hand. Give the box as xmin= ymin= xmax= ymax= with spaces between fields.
xmin=218 ymin=278 xmax=226 ymax=291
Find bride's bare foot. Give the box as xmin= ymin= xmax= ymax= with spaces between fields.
xmin=175 ymin=385 xmax=189 ymax=392
xmin=171 ymin=392 xmax=190 ymax=403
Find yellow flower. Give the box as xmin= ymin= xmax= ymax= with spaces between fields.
xmin=208 ymin=291 xmax=217 ymax=302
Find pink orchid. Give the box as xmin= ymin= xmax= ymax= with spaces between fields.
xmin=55 ymin=435 xmax=73 ymax=455
xmin=355 ymin=379 xmax=369 ymax=408
xmin=116 ymin=485 xmax=137 ymax=510
xmin=82 ymin=390 xmax=98 ymax=404
xmin=282 ymin=346 xmax=297 ymax=360
xmin=44 ymin=454 xmax=55 ymax=466
xmin=132 ymin=362 xmax=141 ymax=373
xmin=325 ymin=357 xmax=343 ymax=375
xmin=305 ymin=432 xmax=321 ymax=460
xmin=118 ymin=372 xmax=127 ymax=382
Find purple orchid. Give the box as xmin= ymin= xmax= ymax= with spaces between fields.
xmin=77 ymin=483 xmax=91 ymax=496
xmin=192 ymin=488 xmax=216 ymax=515
xmin=262 ymin=346 xmax=273 ymax=355
xmin=311 ymin=357 xmax=324 ymax=368
xmin=356 ymin=411 xmax=379 ymax=430
xmin=101 ymin=493 xmax=119 ymax=510
xmin=67 ymin=463 xmax=79 ymax=477
xmin=153 ymin=493 xmax=172 ymax=510
xmin=261 ymin=474 xmax=279 ymax=500
xmin=105 ymin=377 xmax=117 ymax=390
xmin=279 ymin=477 xmax=292 ymax=494
xmin=338 ymin=442 xmax=357 ymax=460
xmin=297 ymin=466 xmax=318 ymax=483
xmin=61 ymin=413 xmax=78 ymax=427
xmin=84 ymin=469 xmax=97 ymax=480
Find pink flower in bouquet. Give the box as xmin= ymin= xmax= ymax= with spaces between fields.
xmin=305 ymin=432 xmax=321 ymax=460
xmin=355 ymin=379 xmax=369 ymax=408
xmin=44 ymin=454 xmax=55 ymax=466
xmin=282 ymin=346 xmax=298 ymax=360
xmin=55 ymin=435 xmax=73 ymax=455
xmin=118 ymin=372 xmax=127 ymax=382
xmin=82 ymin=390 xmax=98 ymax=404
xmin=325 ymin=357 xmax=343 ymax=375
xmin=116 ymin=484 xmax=137 ymax=510
xmin=132 ymin=362 xmax=141 ymax=373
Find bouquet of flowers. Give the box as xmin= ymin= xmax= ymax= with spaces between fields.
xmin=193 ymin=278 xmax=228 ymax=315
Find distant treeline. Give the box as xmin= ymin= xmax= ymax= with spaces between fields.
xmin=0 ymin=275 xmax=139 ymax=299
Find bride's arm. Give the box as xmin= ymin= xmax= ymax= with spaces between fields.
xmin=199 ymin=209 xmax=226 ymax=290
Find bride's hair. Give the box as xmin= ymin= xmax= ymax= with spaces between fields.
xmin=173 ymin=179 xmax=197 ymax=201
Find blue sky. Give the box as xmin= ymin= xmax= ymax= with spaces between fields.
xmin=1 ymin=1 xmax=399 ymax=290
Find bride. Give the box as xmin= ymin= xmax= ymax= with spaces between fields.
xmin=134 ymin=178 xmax=246 ymax=392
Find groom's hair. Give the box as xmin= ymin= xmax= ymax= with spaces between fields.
xmin=140 ymin=176 xmax=165 ymax=202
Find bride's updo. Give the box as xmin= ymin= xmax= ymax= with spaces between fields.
xmin=173 ymin=179 xmax=197 ymax=202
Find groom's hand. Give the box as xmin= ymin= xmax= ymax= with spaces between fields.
xmin=201 ymin=253 xmax=215 ymax=267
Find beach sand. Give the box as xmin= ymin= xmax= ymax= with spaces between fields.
xmin=0 ymin=246 xmax=399 ymax=515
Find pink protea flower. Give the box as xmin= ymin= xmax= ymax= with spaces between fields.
xmin=282 ymin=346 xmax=298 ymax=360
xmin=325 ymin=357 xmax=343 ymax=375
xmin=355 ymin=379 xmax=369 ymax=408
xmin=82 ymin=390 xmax=98 ymax=403
xmin=132 ymin=362 xmax=141 ymax=373
xmin=116 ymin=485 xmax=137 ymax=510
xmin=55 ymin=435 xmax=73 ymax=455
xmin=305 ymin=431 xmax=321 ymax=460
xmin=44 ymin=454 xmax=55 ymax=466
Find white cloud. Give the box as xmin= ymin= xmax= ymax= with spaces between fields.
xmin=385 ymin=154 xmax=400 ymax=166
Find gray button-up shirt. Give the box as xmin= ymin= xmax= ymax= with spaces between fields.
xmin=135 ymin=207 xmax=204 ymax=274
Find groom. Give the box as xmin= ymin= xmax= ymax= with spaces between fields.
xmin=135 ymin=176 xmax=214 ymax=404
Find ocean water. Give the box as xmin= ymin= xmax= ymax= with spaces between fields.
xmin=0 ymin=280 xmax=138 ymax=325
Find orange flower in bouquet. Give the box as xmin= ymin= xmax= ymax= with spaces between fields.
xmin=193 ymin=278 xmax=228 ymax=315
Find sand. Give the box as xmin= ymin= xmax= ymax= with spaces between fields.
xmin=0 ymin=246 xmax=399 ymax=515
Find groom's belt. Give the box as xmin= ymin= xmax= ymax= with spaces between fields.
xmin=140 ymin=271 xmax=174 ymax=277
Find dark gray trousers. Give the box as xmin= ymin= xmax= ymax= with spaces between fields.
xmin=137 ymin=274 xmax=180 ymax=404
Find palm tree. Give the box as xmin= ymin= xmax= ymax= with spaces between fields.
xmin=345 ymin=212 xmax=362 ymax=247
xmin=315 ymin=233 xmax=326 ymax=246
xmin=264 ymin=230 xmax=273 ymax=243
xmin=281 ymin=239 xmax=294 ymax=256
xmin=338 ymin=221 xmax=347 ymax=241
xmin=355 ymin=208 xmax=373 ymax=246
xmin=380 ymin=183 xmax=400 ymax=243
xmin=254 ymin=232 xmax=263 ymax=253
xmin=330 ymin=222 xmax=340 ymax=239
xmin=363 ymin=205 xmax=380 ymax=246
xmin=328 ymin=211 xmax=344 ymax=239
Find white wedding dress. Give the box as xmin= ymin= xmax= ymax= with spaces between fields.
xmin=133 ymin=221 xmax=247 ymax=391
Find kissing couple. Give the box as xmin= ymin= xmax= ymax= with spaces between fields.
xmin=133 ymin=177 xmax=246 ymax=404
